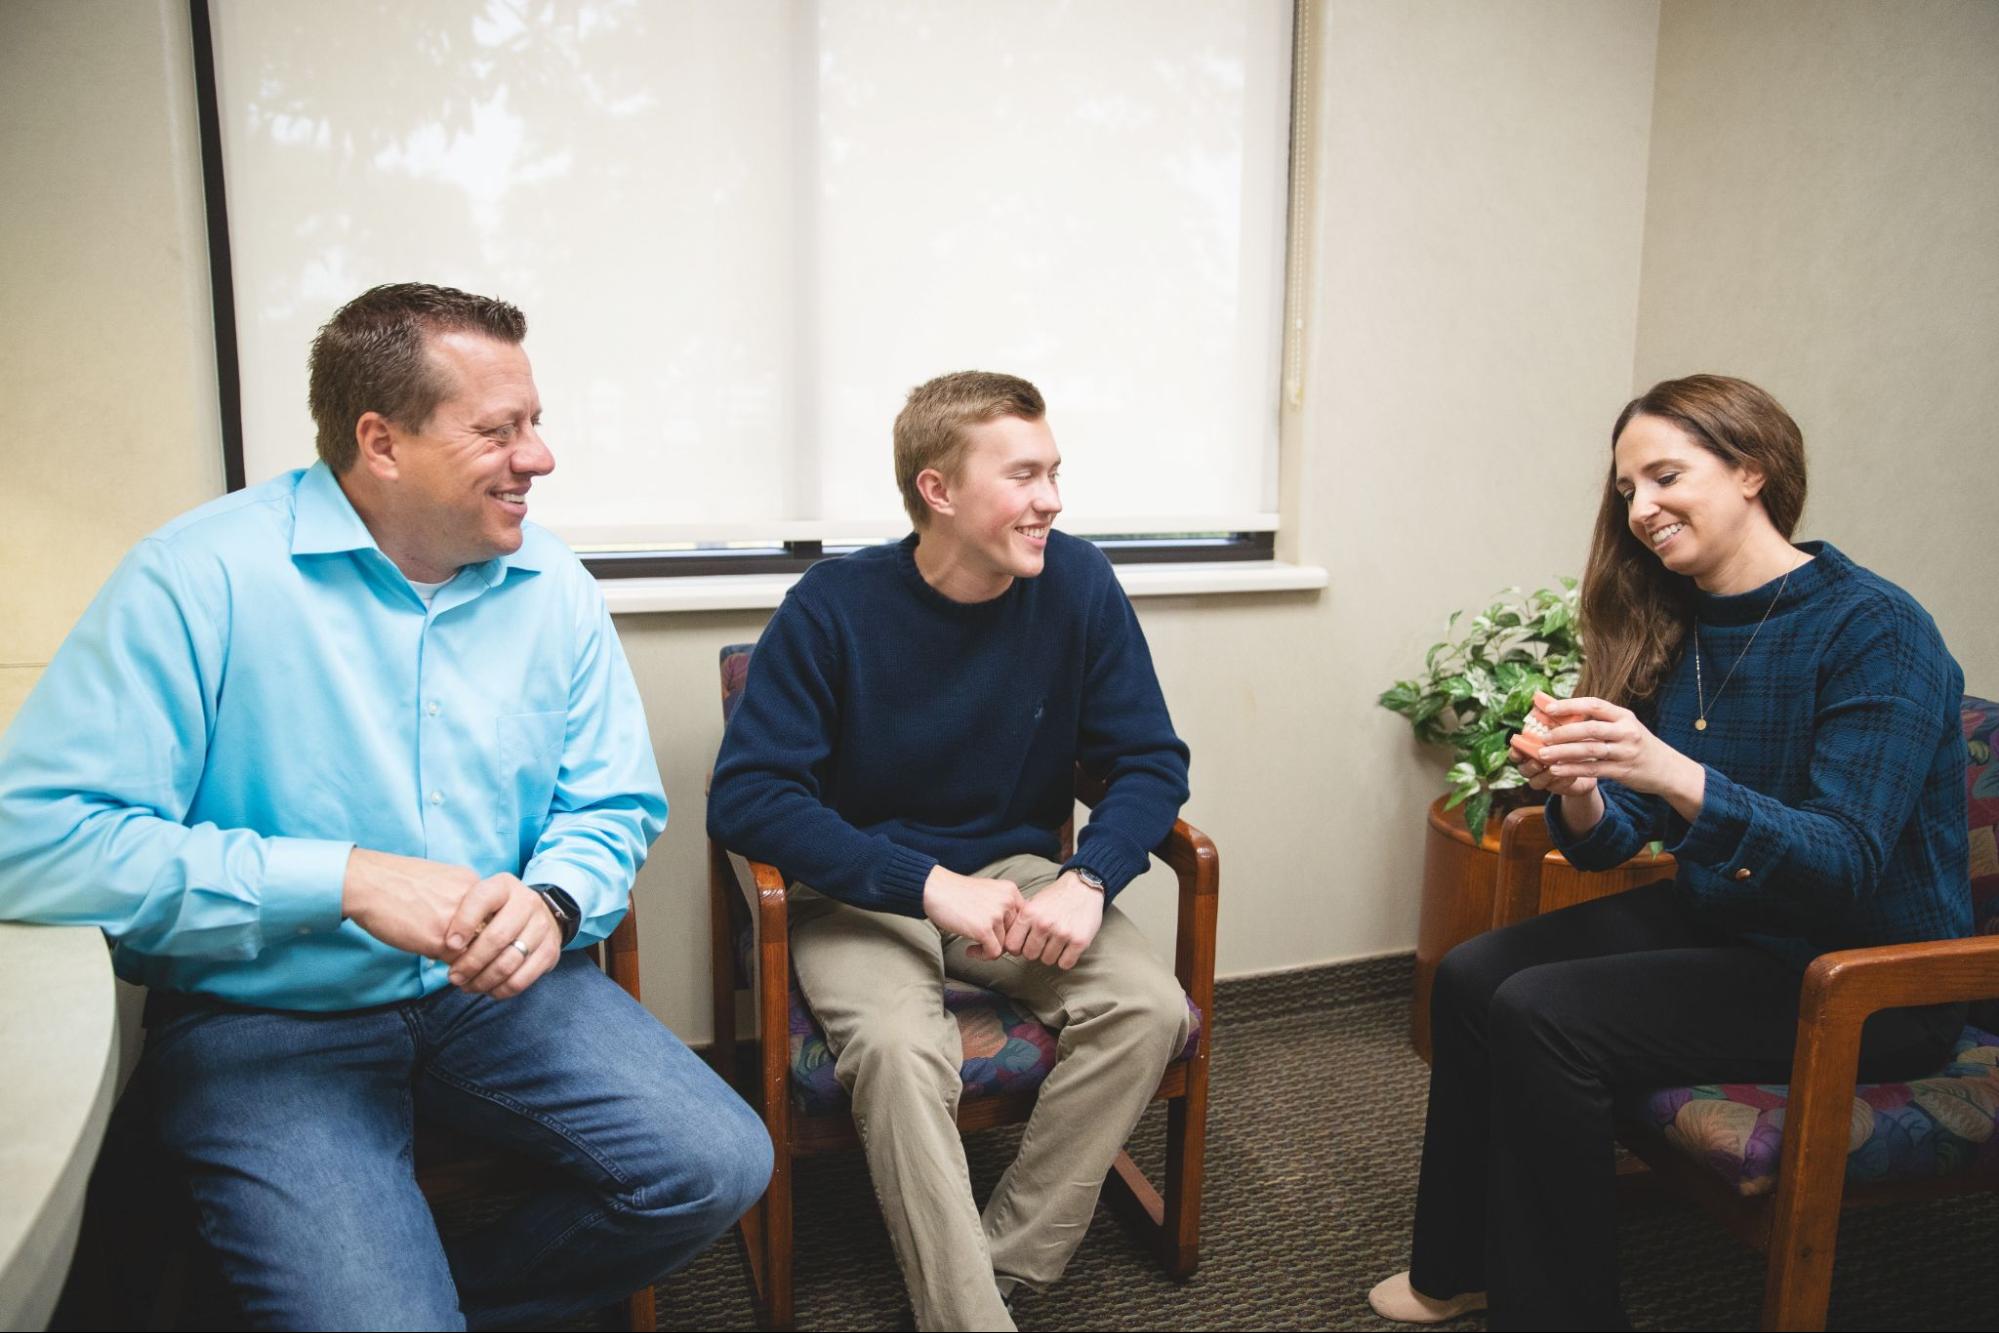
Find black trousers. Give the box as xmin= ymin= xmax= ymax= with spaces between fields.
xmin=1407 ymin=879 xmax=1963 ymax=1330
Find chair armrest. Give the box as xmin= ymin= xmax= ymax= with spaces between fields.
xmin=751 ymin=857 xmax=794 ymax=1139
xmin=1159 ymin=818 xmax=1220 ymax=902
xmin=1491 ymin=806 xmax=1557 ymax=929
xmin=1798 ymin=932 xmax=1999 ymax=1025
xmin=740 ymin=853 xmax=790 ymax=943
xmin=601 ymin=900 xmax=643 ymax=1002
xmin=1161 ymin=818 xmax=1221 ymax=1019
xmin=1071 ymin=765 xmax=1220 ymax=1009
xmin=1765 ymin=932 xmax=1999 ymax=1324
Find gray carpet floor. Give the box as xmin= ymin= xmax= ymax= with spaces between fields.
xmin=625 ymin=957 xmax=1998 ymax=1331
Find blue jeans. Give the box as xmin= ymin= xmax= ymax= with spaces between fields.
xmin=136 ymin=953 xmax=770 ymax=1330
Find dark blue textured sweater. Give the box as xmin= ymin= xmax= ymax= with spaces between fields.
xmin=706 ymin=530 xmax=1191 ymax=915
xmin=1550 ymin=542 xmax=1969 ymax=968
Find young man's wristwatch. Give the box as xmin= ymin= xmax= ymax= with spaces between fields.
xmin=530 ymin=884 xmax=580 ymax=946
xmin=1071 ymin=867 xmax=1107 ymax=893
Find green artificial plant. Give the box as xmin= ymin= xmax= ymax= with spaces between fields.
xmin=1379 ymin=580 xmax=1582 ymax=843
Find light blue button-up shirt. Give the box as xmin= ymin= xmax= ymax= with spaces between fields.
xmin=0 ymin=463 xmax=667 ymax=1010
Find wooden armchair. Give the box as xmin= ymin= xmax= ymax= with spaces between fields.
xmin=1491 ymin=693 xmax=1999 ymax=1331
xmin=706 ymin=647 xmax=1218 ymax=1330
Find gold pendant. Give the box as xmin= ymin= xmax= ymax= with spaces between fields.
xmin=1695 ymin=718 xmax=1708 ymax=731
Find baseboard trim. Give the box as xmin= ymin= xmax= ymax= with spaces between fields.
xmin=1210 ymin=951 xmax=1414 ymax=1026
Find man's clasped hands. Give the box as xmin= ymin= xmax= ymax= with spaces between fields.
xmin=921 ymin=864 xmax=1105 ymax=970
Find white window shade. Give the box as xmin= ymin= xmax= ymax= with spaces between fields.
xmin=212 ymin=0 xmax=1289 ymax=546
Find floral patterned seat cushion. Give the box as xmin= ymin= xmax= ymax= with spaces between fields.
xmin=1966 ymin=695 xmax=1999 ymax=1034
xmin=788 ymin=973 xmax=1203 ymax=1115
xmin=1626 ymin=696 xmax=1999 ymax=1196
xmin=1624 ymin=1027 xmax=1999 ymax=1197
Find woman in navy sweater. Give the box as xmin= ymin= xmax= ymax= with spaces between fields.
xmin=1371 ymin=375 xmax=1970 ymax=1329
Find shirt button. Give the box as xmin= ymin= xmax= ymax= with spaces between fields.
xmin=1734 ymin=867 xmax=1752 ymax=881
xmin=429 ymin=791 xmax=444 ymax=806
xmin=296 ymin=926 xmax=312 ymax=936
xmin=426 ymin=701 xmax=440 ymax=717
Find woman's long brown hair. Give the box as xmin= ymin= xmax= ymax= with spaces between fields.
xmin=1578 ymin=374 xmax=1807 ymax=709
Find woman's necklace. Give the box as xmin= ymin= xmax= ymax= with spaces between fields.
xmin=1692 ymin=567 xmax=1793 ymax=732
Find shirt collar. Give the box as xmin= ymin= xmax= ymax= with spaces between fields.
xmin=290 ymin=461 xmax=379 ymax=557
xmin=290 ymin=461 xmax=547 ymax=585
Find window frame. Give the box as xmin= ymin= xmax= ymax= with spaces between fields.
xmin=189 ymin=0 xmax=1294 ymax=577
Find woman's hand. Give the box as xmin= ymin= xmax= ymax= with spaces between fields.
xmin=1533 ymin=691 xmax=1707 ymax=822
xmin=1510 ymin=698 xmax=1606 ymax=833
xmin=1510 ymin=734 xmax=1597 ymax=798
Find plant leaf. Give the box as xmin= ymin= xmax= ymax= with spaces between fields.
xmin=1464 ymin=790 xmax=1494 ymax=843
xmin=1471 ymin=731 xmax=1511 ymax=776
xmin=1378 ymin=681 xmax=1421 ymax=715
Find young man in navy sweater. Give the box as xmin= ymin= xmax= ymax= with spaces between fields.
xmin=707 ymin=371 xmax=1193 ymax=1331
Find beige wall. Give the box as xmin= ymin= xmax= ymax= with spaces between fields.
xmin=1633 ymin=0 xmax=1999 ymax=694
xmin=16 ymin=1 xmax=1985 ymax=1043
xmin=1 ymin=0 xmax=224 ymax=709
xmin=1 ymin=0 xmax=225 ymax=1091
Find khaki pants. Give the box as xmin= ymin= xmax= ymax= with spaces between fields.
xmin=789 ymin=854 xmax=1191 ymax=1332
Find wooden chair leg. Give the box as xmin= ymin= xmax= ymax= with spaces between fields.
xmin=1757 ymin=1004 xmax=1864 ymax=1331
xmin=1105 ymin=1148 xmax=1165 ymax=1232
xmin=737 ymin=1160 xmax=794 ymax=1330
xmin=623 ymin=1283 xmax=656 ymax=1331
xmin=764 ymin=1155 xmax=796 ymax=1331
xmin=1161 ymin=1076 xmax=1207 ymax=1278
xmin=1761 ymin=1220 xmax=1840 ymax=1327
xmin=1100 ymin=1095 xmax=1203 ymax=1280
xmin=1760 ymin=1170 xmax=1842 ymax=1331
xmin=707 ymin=843 xmax=739 ymax=1082
xmin=736 ymin=1195 xmax=768 ymax=1327
xmin=750 ymin=886 xmax=796 ymax=1332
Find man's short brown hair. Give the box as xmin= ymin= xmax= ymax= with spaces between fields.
xmin=307 ymin=283 xmax=527 ymax=472
xmin=892 ymin=371 xmax=1046 ymax=528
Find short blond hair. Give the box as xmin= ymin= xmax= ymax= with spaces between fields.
xmin=893 ymin=371 xmax=1046 ymax=528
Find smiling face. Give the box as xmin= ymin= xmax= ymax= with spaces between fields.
xmin=915 ymin=413 xmax=1062 ymax=598
xmin=1612 ymin=412 xmax=1769 ymax=589
xmin=369 ymin=331 xmax=552 ymax=580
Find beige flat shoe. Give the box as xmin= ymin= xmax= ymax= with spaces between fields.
xmin=1367 ymin=1271 xmax=1488 ymax=1323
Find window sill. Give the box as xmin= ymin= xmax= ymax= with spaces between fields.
xmin=601 ymin=560 xmax=1328 ymax=616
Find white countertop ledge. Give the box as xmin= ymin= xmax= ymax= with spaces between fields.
xmin=0 ymin=924 xmax=119 ymax=1330
xmin=603 ymin=560 xmax=1328 ymax=616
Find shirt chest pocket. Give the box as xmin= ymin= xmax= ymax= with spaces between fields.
xmin=493 ymin=709 xmax=566 ymax=834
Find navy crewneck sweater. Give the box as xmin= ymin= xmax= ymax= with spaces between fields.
xmin=1550 ymin=542 xmax=1969 ymax=968
xmin=707 ymin=530 xmax=1190 ymax=915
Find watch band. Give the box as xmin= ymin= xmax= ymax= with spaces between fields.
xmin=530 ymin=884 xmax=581 ymax=946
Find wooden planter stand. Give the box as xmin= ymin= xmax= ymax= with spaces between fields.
xmin=1411 ymin=795 xmax=1675 ymax=1062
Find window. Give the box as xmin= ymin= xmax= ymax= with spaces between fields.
xmin=198 ymin=0 xmax=1293 ymax=573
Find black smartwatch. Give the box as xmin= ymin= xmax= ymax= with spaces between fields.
xmin=530 ymin=884 xmax=581 ymax=946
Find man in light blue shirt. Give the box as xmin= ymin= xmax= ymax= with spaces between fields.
xmin=0 ymin=283 xmax=768 ymax=1328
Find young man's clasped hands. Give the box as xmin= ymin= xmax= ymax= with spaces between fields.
xmin=923 ymin=864 xmax=1105 ymax=969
